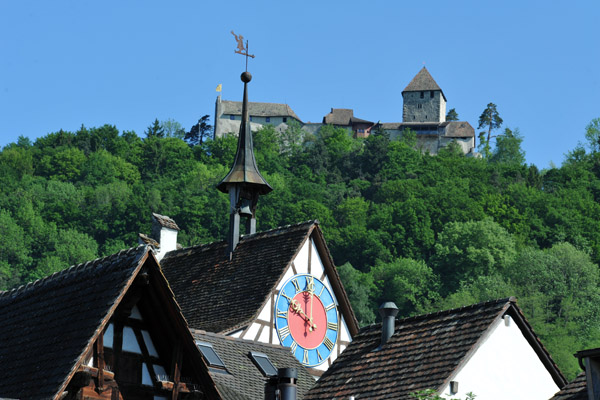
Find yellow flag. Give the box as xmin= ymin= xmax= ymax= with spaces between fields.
xmin=216 ymin=84 xmax=222 ymax=92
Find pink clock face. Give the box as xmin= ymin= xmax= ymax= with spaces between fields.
xmin=288 ymin=291 xmax=327 ymax=349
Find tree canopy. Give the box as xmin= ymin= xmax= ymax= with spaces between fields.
xmin=1 ymin=118 xmax=599 ymax=378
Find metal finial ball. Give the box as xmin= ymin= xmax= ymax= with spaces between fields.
xmin=241 ymin=71 xmax=252 ymax=83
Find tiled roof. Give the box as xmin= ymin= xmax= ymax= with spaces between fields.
xmin=306 ymin=297 xmax=565 ymax=400
xmin=192 ymin=330 xmax=315 ymax=400
xmin=549 ymin=373 xmax=587 ymax=400
xmin=323 ymin=109 xmax=373 ymax=126
xmin=402 ymin=67 xmax=444 ymax=93
xmin=440 ymin=121 xmax=475 ymax=138
xmin=0 ymin=246 xmax=149 ymax=400
xmin=160 ymin=221 xmax=316 ymax=333
xmin=152 ymin=212 xmax=180 ymax=230
xmin=221 ymin=100 xmax=302 ymax=122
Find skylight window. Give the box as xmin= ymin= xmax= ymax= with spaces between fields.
xmin=249 ymin=351 xmax=277 ymax=377
xmin=196 ymin=341 xmax=226 ymax=369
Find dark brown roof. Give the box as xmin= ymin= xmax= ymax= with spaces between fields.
xmin=0 ymin=246 xmax=149 ymax=400
xmin=323 ymin=109 xmax=373 ymax=126
xmin=221 ymin=100 xmax=302 ymax=122
xmin=402 ymin=67 xmax=444 ymax=95
xmin=549 ymin=373 xmax=587 ymax=400
xmin=161 ymin=221 xmax=359 ymax=337
xmin=152 ymin=212 xmax=180 ymax=230
xmin=161 ymin=221 xmax=315 ymax=333
xmin=192 ymin=330 xmax=315 ymax=400
xmin=306 ymin=297 xmax=566 ymax=400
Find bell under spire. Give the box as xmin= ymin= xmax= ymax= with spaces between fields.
xmin=217 ymin=71 xmax=272 ymax=258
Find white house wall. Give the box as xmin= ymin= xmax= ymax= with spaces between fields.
xmin=234 ymin=236 xmax=352 ymax=372
xmin=440 ymin=316 xmax=560 ymax=400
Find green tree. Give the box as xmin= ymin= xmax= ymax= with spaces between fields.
xmin=490 ymin=127 xmax=525 ymax=165
xmin=585 ymin=117 xmax=600 ymax=153
xmin=185 ymin=115 xmax=213 ymax=146
xmin=337 ymin=262 xmax=377 ymax=325
xmin=431 ymin=219 xmax=517 ymax=295
xmin=161 ymin=119 xmax=186 ymax=139
xmin=477 ymin=103 xmax=503 ymax=157
xmin=145 ymin=118 xmax=165 ymax=138
xmin=446 ymin=108 xmax=459 ymax=121
xmin=371 ymin=258 xmax=440 ymax=317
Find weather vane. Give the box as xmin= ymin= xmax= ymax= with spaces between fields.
xmin=231 ymin=31 xmax=255 ymax=71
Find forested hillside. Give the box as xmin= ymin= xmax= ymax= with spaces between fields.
xmin=1 ymin=120 xmax=600 ymax=378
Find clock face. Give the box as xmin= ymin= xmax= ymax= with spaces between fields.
xmin=275 ymin=274 xmax=339 ymax=367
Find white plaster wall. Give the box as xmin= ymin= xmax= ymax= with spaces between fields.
xmin=440 ymin=316 xmax=560 ymax=400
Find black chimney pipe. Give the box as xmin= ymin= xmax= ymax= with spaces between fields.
xmin=265 ymin=368 xmax=297 ymax=400
xmin=379 ymin=302 xmax=399 ymax=348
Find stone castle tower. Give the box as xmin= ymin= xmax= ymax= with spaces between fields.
xmin=402 ymin=67 xmax=447 ymax=123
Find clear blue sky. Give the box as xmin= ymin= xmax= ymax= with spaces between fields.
xmin=1 ymin=1 xmax=598 ymax=168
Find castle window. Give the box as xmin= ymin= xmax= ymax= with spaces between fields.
xmin=283 ymin=117 xmax=287 ymax=123
xmin=266 ymin=117 xmax=271 ymax=123
xmin=229 ymin=115 xmax=235 ymax=120
xmin=420 ymin=91 xmax=424 ymax=98
xmin=430 ymin=91 xmax=434 ymax=98
xmin=417 ymin=104 xmax=422 ymax=109
xmin=249 ymin=116 xmax=253 ymax=121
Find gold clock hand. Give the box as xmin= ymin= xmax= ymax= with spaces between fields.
xmin=291 ymin=299 xmax=317 ymax=330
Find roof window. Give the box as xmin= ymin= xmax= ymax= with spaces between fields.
xmin=249 ymin=351 xmax=278 ymax=377
xmin=196 ymin=341 xmax=226 ymax=369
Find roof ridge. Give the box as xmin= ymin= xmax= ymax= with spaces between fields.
xmin=164 ymin=220 xmax=317 ymax=256
xmin=359 ymin=297 xmax=515 ymax=331
xmin=0 ymin=245 xmax=147 ymax=299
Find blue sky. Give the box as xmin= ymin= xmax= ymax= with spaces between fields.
xmin=1 ymin=1 xmax=598 ymax=168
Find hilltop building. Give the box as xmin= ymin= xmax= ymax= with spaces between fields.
xmin=212 ymin=67 xmax=475 ymax=155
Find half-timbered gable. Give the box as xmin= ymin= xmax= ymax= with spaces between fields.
xmin=0 ymin=246 xmax=220 ymax=400
xmin=161 ymin=220 xmax=359 ymax=374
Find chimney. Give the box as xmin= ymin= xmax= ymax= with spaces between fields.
xmin=576 ymin=349 xmax=600 ymax=400
xmin=265 ymin=368 xmax=297 ymax=400
xmin=379 ymin=302 xmax=399 ymax=348
xmin=150 ymin=213 xmax=180 ymax=261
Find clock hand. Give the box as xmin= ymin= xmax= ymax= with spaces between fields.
xmin=290 ymin=299 xmax=317 ymax=331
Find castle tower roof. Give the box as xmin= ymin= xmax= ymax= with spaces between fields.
xmin=402 ymin=67 xmax=447 ymax=101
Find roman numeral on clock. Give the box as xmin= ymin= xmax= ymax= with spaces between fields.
xmin=325 ymin=303 xmax=335 ymax=311
xmin=327 ymin=321 xmax=338 ymax=331
xmin=278 ymin=326 xmax=290 ymax=341
xmin=277 ymin=309 xmax=288 ymax=318
xmin=291 ymin=279 xmax=301 ymax=292
xmin=290 ymin=341 xmax=297 ymax=354
xmin=303 ymin=349 xmax=309 ymax=365
xmin=316 ymin=348 xmax=323 ymax=362
xmin=324 ymin=336 xmax=335 ymax=351
xmin=281 ymin=292 xmax=292 ymax=302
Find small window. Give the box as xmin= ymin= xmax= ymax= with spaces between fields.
xmin=417 ymin=104 xmax=422 ymax=109
xmin=283 ymin=117 xmax=287 ymax=123
xmin=229 ymin=115 xmax=234 ymax=120
xmin=196 ymin=342 xmax=226 ymax=369
xmin=420 ymin=91 xmax=424 ymax=98
xmin=266 ymin=117 xmax=271 ymax=123
xmin=430 ymin=91 xmax=434 ymax=98
xmin=249 ymin=116 xmax=253 ymax=121
xmin=249 ymin=352 xmax=278 ymax=377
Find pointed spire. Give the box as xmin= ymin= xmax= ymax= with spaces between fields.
xmin=217 ymin=71 xmax=272 ymax=258
xmin=402 ymin=67 xmax=446 ymax=101
xmin=217 ymin=72 xmax=272 ymax=195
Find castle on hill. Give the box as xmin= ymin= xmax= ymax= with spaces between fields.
xmin=213 ymin=67 xmax=476 ymax=155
